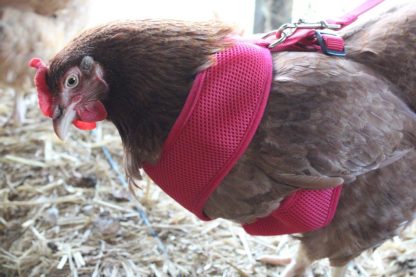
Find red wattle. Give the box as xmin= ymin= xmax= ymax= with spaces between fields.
xmin=76 ymin=101 xmax=107 ymax=122
xmin=73 ymin=120 xmax=97 ymax=130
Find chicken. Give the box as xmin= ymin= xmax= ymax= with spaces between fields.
xmin=29 ymin=1 xmax=416 ymax=276
xmin=0 ymin=0 xmax=89 ymax=124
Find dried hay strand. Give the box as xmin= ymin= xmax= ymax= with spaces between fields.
xmin=0 ymin=88 xmax=415 ymax=277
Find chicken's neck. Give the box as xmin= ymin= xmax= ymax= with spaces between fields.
xmin=91 ymin=20 xmax=234 ymax=179
xmin=47 ymin=20 xmax=233 ymax=180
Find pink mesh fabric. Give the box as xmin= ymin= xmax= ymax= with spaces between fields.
xmin=144 ymin=40 xmax=343 ymax=235
xmin=244 ymin=186 xmax=342 ymax=235
xmin=144 ymin=41 xmax=273 ymax=220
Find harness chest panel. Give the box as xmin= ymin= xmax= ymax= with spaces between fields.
xmin=144 ymin=41 xmax=273 ymax=220
xmin=143 ymin=40 xmax=342 ymax=235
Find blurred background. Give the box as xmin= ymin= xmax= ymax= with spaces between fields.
xmin=86 ymin=0 xmax=368 ymax=33
xmin=0 ymin=0 xmax=414 ymax=276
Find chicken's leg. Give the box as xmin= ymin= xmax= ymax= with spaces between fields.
xmin=280 ymin=244 xmax=313 ymax=277
xmin=331 ymin=264 xmax=348 ymax=277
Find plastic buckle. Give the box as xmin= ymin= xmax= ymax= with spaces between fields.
xmin=315 ymin=30 xmax=346 ymax=57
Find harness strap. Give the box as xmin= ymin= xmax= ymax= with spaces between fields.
xmin=327 ymin=0 xmax=385 ymax=28
xmin=263 ymin=0 xmax=384 ymax=55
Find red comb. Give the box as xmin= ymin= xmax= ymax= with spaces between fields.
xmin=29 ymin=58 xmax=54 ymax=117
xmin=29 ymin=58 xmax=44 ymax=69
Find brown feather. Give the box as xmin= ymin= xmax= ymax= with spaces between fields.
xmin=343 ymin=1 xmax=416 ymax=110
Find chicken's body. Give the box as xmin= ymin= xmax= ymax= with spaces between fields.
xmin=207 ymin=2 xmax=416 ymax=271
xmin=35 ymin=1 xmax=416 ymax=275
xmin=208 ymin=0 xmax=416 ymax=223
xmin=0 ymin=0 xmax=88 ymax=124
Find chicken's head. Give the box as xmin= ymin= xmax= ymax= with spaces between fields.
xmin=29 ymin=56 xmax=108 ymax=140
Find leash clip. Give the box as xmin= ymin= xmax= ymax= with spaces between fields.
xmin=263 ymin=19 xmax=342 ymax=48
xmin=296 ymin=19 xmax=341 ymax=30
xmin=262 ymin=23 xmax=298 ymax=48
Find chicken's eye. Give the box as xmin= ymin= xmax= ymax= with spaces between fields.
xmin=65 ymin=74 xmax=79 ymax=88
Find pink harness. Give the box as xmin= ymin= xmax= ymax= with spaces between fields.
xmin=143 ymin=40 xmax=343 ymax=235
xmin=144 ymin=0 xmax=383 ymax=236
xmin=144 ymin=40 xmax=274 ymax=222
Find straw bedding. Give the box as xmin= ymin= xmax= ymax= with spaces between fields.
xmin=0 ymin=88 xmax=415 ymax=276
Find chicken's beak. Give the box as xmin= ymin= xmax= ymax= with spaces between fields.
xmin=53 ymin=102 xmax=77 ymax=140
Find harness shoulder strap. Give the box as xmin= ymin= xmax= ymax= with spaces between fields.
xmin=262 ymin=0 xmax=385 ymax=55
xmin=328 ymin=0 xmax=385 ymax=28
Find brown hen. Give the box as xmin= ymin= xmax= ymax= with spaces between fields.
xmin=31 ymin=1 xmax=416 ymax=276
